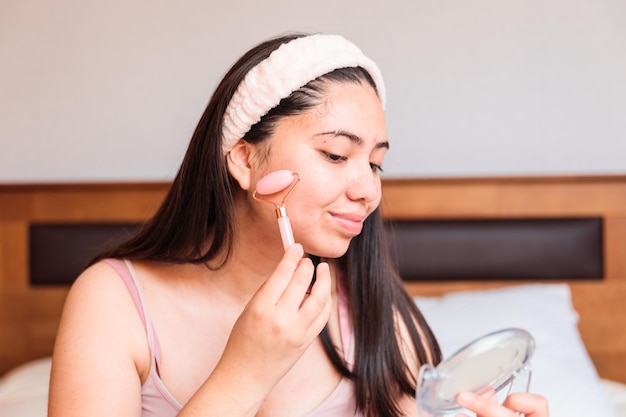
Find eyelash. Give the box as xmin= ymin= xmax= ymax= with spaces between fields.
xmin=322 ymin=152 xmax=384 ymax=173
xmin=323 ymin=152 xmax=347 ymax=163
xmin=370 ymin=163 xmax=384 ymax=173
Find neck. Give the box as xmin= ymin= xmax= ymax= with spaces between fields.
xmin=208 ymin=198 xmax=287 ymax=302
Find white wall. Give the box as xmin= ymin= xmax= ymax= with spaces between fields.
xmin=1 ymin=0 xmax=625 ymax=182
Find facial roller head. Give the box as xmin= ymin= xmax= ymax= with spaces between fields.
xmin=255 ymin=169 xmax=296 ymax=195
xmin=253 ymin=170 xmax=300 ymax=250
xmin=253 ymin=170 xmax=300 ymax=216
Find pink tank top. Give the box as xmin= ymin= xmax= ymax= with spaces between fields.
xmin=104 ymin=259 xmax=363 ymax=417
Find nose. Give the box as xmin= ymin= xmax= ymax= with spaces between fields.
xmin=345 ymin=164 xmax=381 ymax=204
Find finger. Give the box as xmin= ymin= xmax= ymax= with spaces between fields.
xmin=502 ymin=393 xmax=549 ymax=417
xmin=307 ymin=261 xmax=330 ymax=300
xmin=277 ymin=256 xmax=315 ymax=307
xmin=456 ymin=391 xmax=549 ymax=417
xmin=256 ymin=244 xmax=305 ymax=302
xmin=297 ymin=262 xmax=332 ymax=332
xmin=456 ymin=391 xmax=509 ymax=417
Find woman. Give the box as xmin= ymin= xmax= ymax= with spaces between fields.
xmin=48 ymin=33 xmax=548 ymax=417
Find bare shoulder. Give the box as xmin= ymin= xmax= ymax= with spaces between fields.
xmin=57 ymin=259 xmax=147 ymax=355
xmin=49 ymin=260 xmax=149 ymax=416
xmin=67 ymin=260 xmax=127 ymax=298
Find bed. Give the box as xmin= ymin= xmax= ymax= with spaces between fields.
xmin=1 ymin=175 xmax=625 ymax=416
xmin=1 ymin=286 xmax=625 ymax=416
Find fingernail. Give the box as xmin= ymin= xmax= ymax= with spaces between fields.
xmin=317 ymin=262 xmax=329 ymax=272
xmin=457 ymin=391 xmax=478 ymax=404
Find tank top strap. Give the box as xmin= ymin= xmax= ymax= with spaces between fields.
xmin=102 ymin=258 xmax=163 ymax=371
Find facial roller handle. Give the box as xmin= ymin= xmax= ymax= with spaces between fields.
xmin=278 ymin=215 xmax=295 ymax=250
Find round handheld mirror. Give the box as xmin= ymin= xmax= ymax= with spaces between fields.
xmin=416 ymin=328 xmax=535 ymax=416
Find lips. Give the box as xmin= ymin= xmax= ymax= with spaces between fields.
xmin=330 ymin=212 xmax=366 ymax=235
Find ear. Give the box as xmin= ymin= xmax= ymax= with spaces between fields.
xmin=226 ymin=139 xmax=253 ymax=191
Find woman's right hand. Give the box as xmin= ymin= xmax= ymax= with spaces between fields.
xmin=223 ymin=243 xmax=331 ymax=379
xmin=194 ymin=244 xmax=332 ymax=412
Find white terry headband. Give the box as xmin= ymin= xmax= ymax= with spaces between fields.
xmin=221 ymin=34 xmax=386 ymax=154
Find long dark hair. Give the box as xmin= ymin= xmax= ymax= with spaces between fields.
xmin=94 ymin=33 xmax=442 ymax=416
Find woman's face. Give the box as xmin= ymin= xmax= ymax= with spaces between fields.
xmin=250 ymin=81 xmax=388 ymax=258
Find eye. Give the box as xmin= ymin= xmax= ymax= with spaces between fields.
xmin=370 ymin=162 xmax=384 ymax=173
xmin=322 ymin=152 xmax=347 ymax=163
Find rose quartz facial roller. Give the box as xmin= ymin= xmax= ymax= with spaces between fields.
xmin=253 ymin=170 xmax=300 ymax=251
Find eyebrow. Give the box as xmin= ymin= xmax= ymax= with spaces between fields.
xmin=315 ymin=130 xmax=390 ymax=150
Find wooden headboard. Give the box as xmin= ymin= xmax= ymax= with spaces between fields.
xmin=1 ymin=176 xmax=625 ymax=383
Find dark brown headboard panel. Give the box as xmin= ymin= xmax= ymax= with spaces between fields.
xmin=28 ymin=218 xmax=604 ymax=286
xmin=385 ymin=218 xmax=603 ymax=281
xmin=29 ymin=223 xmax=140 ymax=285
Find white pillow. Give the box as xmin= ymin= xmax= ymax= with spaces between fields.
xmin=415 ymin=284 xmax=618 ymax=417
xmin=0 ymin=356 xmax=50 ymax=417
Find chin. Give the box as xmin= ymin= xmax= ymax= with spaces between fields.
xmin=303 ymin=240 xmax=351 ymax=260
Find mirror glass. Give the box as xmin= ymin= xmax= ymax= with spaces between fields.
xmin=417 ymin=328 xmax=535 ymax=416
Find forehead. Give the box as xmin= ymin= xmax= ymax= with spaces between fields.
xmin=300 ymin=81 xmax=387 ymax=139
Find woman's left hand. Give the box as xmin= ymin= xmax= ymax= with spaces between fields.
xmin=455 ymin=391 xmax=549 ymax=417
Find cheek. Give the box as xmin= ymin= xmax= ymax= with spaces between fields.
xmin=288 ymin=184 xmax=329 ymax=218
xmin=285 ymin=172 xmax=335 ymax=226
xmin=293 ymin=167 xmax=340 ymax=204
